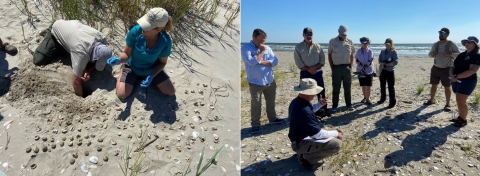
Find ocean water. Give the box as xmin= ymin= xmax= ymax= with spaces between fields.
xmin=241 ymin=43 xmax=466 ymax=56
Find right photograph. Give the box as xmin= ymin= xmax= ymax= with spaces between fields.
xmin=240 ymin=1 xmax=480 ymax=175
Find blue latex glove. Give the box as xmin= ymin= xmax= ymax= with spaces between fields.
xmin=107 ymin=57 xmax=121 ymax=66
xmin=140 ymin=75 xmax=153 ymax=88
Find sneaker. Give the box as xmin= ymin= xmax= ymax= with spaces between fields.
xmin=377 ymin=100 xmax=385 ymax=104
xmin=347 ymin=106 xmax=355 ymax=111
xmin=330 ymin=108 xmax=337 ymax=112
xmin=269 ymin=118 xmax=285 ymax=124
xmin=297 ymin=154 xmax=314 ymax=171
xmin=365 ymin=100 xmax=373 ymax=105
xmin=251 ymin=126 xmax=260 ymax=134
xmin=360 ymin=98 xmax=366 ymax=103
xmin=453 ymin=118 xmax=467 ymax=127
xmin=423 ymin=100 xmax=435 ymax=106
xmin=444 ymin=105 xmax=452 ymax=112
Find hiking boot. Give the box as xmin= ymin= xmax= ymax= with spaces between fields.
xmin=297 ymin=154 xmax=314 ymax=171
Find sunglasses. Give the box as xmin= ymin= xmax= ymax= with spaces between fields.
xmin=304 ymin=33 xmax=313 ymax=37
xmin=462 ymin=40 xmax=472 ymax=46
xmin=438 ymin=31 xmax=447 ymax=36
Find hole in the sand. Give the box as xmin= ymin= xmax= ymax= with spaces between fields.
xmin=82 ymin=82 xmax=93 ymax=98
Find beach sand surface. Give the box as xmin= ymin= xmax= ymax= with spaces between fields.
xmin=0 ymin=0 xmax=240 ymax=175
xmin=241 ymin=51 xmax=480 ymax=175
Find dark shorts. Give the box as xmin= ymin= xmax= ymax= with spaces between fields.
xmin=358 ymin=74 xmax=373 ymax=86
xmin=430 ymin=66 xmax=451 ymax=86
xmin=119 ymin=63 xmax=170 ymax=86
xmin=452 ymin=79 xmax=477 ymax=95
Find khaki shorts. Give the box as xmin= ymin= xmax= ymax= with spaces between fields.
xmin=119 ymin=63 xmax=169 ymax=86
xmin=430 ymin=66 xmax=451 ymax=86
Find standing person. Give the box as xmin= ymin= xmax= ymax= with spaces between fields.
xmin=355 ymin=37 xmax=374 ymax=105
xmin=241 ymin=28 xmax=284 ymax=134
xmin=328 ymin=25 xmax=355 ymax=111
xmin=424 ymin=27 xmax=461 ymax=111
xmin=288 ymin=78 xmax=342 ymax=171
xmin=377 ymin=38 xmax=398 ymax=109
xmin=33 ymin=20 xmax=112 ymax=97
xmin=108 ymin=7 xmax=176 ymax=99
xmin=294 ymin=27 xmax=330 ymax=117
xmin=449 ymin=36 xmax=480 ymax=127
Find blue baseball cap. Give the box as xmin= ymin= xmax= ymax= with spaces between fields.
xmin=461 ymin=36 xmax=479 ymax=46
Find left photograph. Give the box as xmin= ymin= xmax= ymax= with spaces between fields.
xmin=0 ymin=0 xmax=240 ymax=175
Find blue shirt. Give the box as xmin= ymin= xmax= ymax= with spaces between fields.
xmin=378 ymin=49 xmax=399 ymax=72
xmin=288 ymin=97 xmax=322 ymax=143
xmin=241 ymin=41 xmax=279 ymax=86
xmin=126 ymin=25 xmax=172 ymax=76
xmin=355 ymin=48 xmax=375 ymax=74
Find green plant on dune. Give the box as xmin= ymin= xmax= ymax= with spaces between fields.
xmin=182 ymin=145 xmax=224 ymax=176
xmin=119 ymin=129 xmax=148 ymax=176
xmin=471 ymin=92 xmax=480 ymax=106
xmin=416 ymin=83 xmax=426 ymax=95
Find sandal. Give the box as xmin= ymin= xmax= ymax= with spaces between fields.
xmin=453 ymin=118 xmax=467 ymax=127
xmin=423 ymin=100 xmax=435 ymax=105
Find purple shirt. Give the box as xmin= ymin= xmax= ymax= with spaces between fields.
xmin=355 ymin=48 xmax=374 ymax=74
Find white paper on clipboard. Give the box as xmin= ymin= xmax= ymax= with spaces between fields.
xmin=303 ymin=136 xmax=334 ymax=143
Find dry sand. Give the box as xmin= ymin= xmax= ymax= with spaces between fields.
xmin=241 ymin=51 xmax=480 ymax=175
xmin=0 ymin=0 xmax=240 ymax=175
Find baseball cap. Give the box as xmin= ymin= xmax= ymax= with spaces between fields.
xmin=303 ymin=27 xmax=313 ymax=34
xmin=137 ymin=8 xmax=169 ymax=31
xmin=439 ymin=27 xmax=450 ymax=34
xmin=91 ymin=43 xmax=112 ymax=71
xmin=384 ymin=38 xmax=393 ymax=45
xmin=461 ymin=36 xmax=479 ymax=46
xmin=338 ymin=25 xmax=348 ymax=35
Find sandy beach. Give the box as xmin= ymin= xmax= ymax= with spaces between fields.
xmin=0 ymin=0 xmax=240 ymax=175
xmin=241 ymin=51 xmax=480 ymax=175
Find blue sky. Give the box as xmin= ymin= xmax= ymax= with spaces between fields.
xmin=241 ymin=0 xmax=480 ymax=44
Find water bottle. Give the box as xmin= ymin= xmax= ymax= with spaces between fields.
xmin=138 ymin=87 xmax=147 ymax=99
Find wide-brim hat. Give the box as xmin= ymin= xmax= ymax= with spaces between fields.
xmin=461 ymin=36 xmax=479 ymax=46
xmin=294 ymin=78 xmax=323 ymax=95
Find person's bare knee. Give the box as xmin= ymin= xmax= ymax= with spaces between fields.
xmin=161 ymin=87 xmax=175 ymax=96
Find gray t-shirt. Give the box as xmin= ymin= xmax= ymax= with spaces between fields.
xmin=428 ymin=41 xmax=460 ymax=68
xmin=51 ymin=20 xmax=107 ymax=77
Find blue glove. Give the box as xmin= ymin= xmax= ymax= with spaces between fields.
xmin=140 ymin=75 xmax=153 ymax=88
xmin=107 ymin=57 xmax=121 ymax=66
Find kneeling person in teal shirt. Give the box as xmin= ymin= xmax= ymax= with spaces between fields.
xmin=109 ymin=7 xmax=175 ymax=99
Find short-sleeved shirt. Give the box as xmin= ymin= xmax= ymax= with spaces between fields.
xmin=294 ymin=41 xmax=325 ymax=69
xmin=429 ymin=41 xmax=460 ymax=68
xmin=355 ymin=48 xmax=374 ymax=74
xmin=51 ymin=20 xmax=107 ymax=77
xmin=126 ymin=25 xmax=172 ymax=77
xmin=328 ymin=37 xmax=355 ymax=65
xmin=453 ymin=50 xmax=480 ymax=80
xmin=288 ymin=96 xmax=322 ymax=143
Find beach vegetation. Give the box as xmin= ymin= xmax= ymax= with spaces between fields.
xmin=471 ymin=92 xmax=480 ymax=106
xmin=240 ymin=69 xmax=248 ymax=91
xmin=119 ymin=129 xmax=148 ymax=176
xmin=330 ymin=132 xmax=370 ymax=171
xmin=182 ymin=145 xmax=224 ymax=176
xmin=274 ymin=70 xmax=287 ymax=87
xmin=14 ymin=0 xmax=239 ymax=44
xmin=416 ymin=83 xmax=426 ymax=95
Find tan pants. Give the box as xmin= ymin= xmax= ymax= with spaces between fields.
xmin=293 ymin=138 xmax=342 ymax=164
xmin=249 ymin=81 xmax=277 ymax=127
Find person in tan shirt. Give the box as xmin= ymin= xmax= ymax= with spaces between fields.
xmin=294 ymin=27 xmax=330 ymax=117
xmin=328 ymin=25 xmax=355 ymax=111
xmin=424 ymin=27 xmax=460 ymax=112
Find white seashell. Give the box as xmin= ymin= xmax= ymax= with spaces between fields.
xmin=173 ymin=158 xmax=181 ymax=164
xmin=80 ymin=162 xmax=88 ymax=173
xmin=2 ymin=120 xmax=12 ymax=127
xmin=89 ymin=156 xmax=99 ymax=164
xmin=192 ymin=131 xmax=199 ymax=139
xmin=221 ymin=166 xmax=226 ymax=172
xmin=6 ymin=124 xmax=10 ymax=130
xmin=192 ymin=116 xmax=199 ymax=122
xmin=2 ymin=163 xmax=8 ymax=168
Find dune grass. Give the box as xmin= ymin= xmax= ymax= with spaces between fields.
xmin=15 ymin=0 xmax=239 ymax=44
xmin=471 ymin=92 xmax=480 ymax=106
xmin=330 ymin=132 xmax=370 ymax=171
xmin=119 ymin=130 xmax=147 ymax=176
xmin=416 ymin=83 xmax=426 ymax=95
xmin=182 ymin=145 xmax=224 ymax=176
xmin=241 ymin=69 xmax=248 ymax=92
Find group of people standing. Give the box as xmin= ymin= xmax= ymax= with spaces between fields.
xmin=241 ymin=26 xmax=480 ymax=171
xmin=32 ymin=7 xmax=176 ymax=98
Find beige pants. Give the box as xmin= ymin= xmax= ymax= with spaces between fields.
xmin=249 ymin=81 xmax=277 ymax=127
xmin=293 ymin=138 xmax=342 ymax=164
